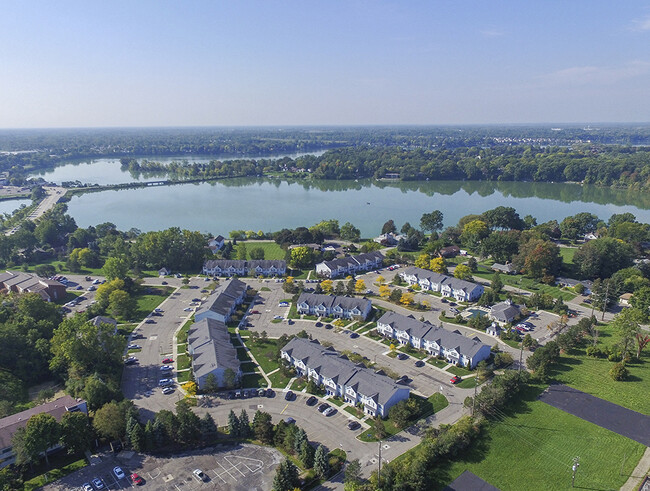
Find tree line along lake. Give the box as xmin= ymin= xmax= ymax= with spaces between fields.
xmin=29 ymin=155 xmax=650 ymax=237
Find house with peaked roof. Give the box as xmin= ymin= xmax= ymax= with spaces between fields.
xmin=188 ymin=318 xmax=241 ymax=389
xmin=90 ymin=316 xmax=118 ymax=335
xmin=399 ymin=267 xmax=484 ymax=302
xmin=202 ymin=259 xmax=286 ymax=277
xmin=208 ymin=235 xmax=225 ymax=253
xmin=489 ymin=300 xmax=522 ymax=325
xmin=280 ymin=337 xmax=409 ymax=417
xmin=0 ymin=396 xmax=87 ymax=469
xmin=376 ymin=311 xmax=491 ymax=368
xmin=296 ymin=293 xmax=372 ymax=320
xmin=491 ymin=263 xmax=517 ymax=274
xmin=0 ymin=271 xmax=67 ymax=302
xmin=315 ymin=251 xmax=384 ymax=278
xmin=194 ymin=278 xmax=247 ymax=323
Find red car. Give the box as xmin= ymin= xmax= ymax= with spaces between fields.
xmin=250 ymin=310 xmax=260 ymax=314
xmin=131 ymin=474 xmax=143 ymax=485
xmin=450 ymin=375 xmax=462 ymax=384
xmin=162 ymin=358 xmax=173 ymax=364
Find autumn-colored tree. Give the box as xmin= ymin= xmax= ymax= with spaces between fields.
xmin=376 ymin=275 xmax=385 ymax=285
xmin=400 ymin=292 xmax=414 ymax=305
xmin=454 ymin=264 xmax=472 ymax=280
xmin=414 ymin=253 xmax=431 ymax=269
xmin=430 ymin=257 xmax=447 ymax=274
xmin=321 ymin=279 xmax=333 ymax=293
xmin=379 ymin=285 xmax=391 ymax=298
xmin=355 ymin=279 xmax=366 ymax=293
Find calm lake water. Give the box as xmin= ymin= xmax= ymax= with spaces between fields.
xmin=33 ymin=151 xmax=328 ymax=186
xmin=0 ymin=199 xmax=30 ymax=217
xmin=64 ymin=178 xmax=650 ymax=237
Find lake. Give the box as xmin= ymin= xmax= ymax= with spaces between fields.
xmin=63 ymin=178 xmax=650 ymax=237
xmin=32 ymin=150 xmax=328 ymax=186
xmin=0 ymin=199 xmax=30 ymax=217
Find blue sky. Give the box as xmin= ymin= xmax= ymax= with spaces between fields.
xmin=1 ymin=1 xmax=649 ymax=128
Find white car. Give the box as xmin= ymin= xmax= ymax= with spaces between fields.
xmin=162 ymin=386 xmax=174 ymax=394
xmin=193 ymin=469 xmax=208 ymax=482
xmin=159 ymin=378 xmax=173 ymax=386
xmin=323 ymin=407 xmax=336 ymax=416
xmin=160 ymin=365 xmax=173 ymax=371
xmin=183 ymin=307 xmax=193 ymax=311
xmin=113 ymin=466 xmax=125 ymax=480
xmin=127 ymin=344 xmax=141 ymax=350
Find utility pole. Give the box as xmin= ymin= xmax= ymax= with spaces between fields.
xmin=601 ymin=281 xmax=610 ymax=321
xmin=471 ymin=371 xmax=479 ymax=417
xmin=571 ymin=457 xmax=580 ymax=487
xmin=518 ymin=341 xmax=524 ymax=376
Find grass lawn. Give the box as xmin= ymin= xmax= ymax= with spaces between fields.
xmin=398 ymin=346 xmax=428 ymax=359
xmin=24 ymin=457 xmax=87 ymax=491
xmin=236 ymin=348 xmax=252 ymax=363
xmin=456 ymin=377 xmax=479 ymax=389
xmin=473 ymin=268 xmax=576 ymax=301
xmin=291 ymin=378 xmax=307 ymax=391
xmin=242 ymin=373 xmax=266 ymax=388
xmin=440 ymin=386 xmax=645 ymax=491
xmin=344 ymin=406 xmax=364 ymax=419
xmin=427 ymin=358 xmax=448 ymax=369
xmin=176 ymin=354 xmax=191 ymax=370
xmin=177 ymin=370 xmax=192 ymax=383
xmin=446 ymin=365 xmax=473 ymax=376
xmin=236 ymin=241 xmax=286 ymax=260
xmin=329 ymin=398 xmax=344 ymax=407
xmin=268 ymin=370 xmax=292 ymax=388
xmin=260 ymin=286 xmax=271 ymax=292
xmin=240 ymin=361 xmax=257 ymax=372
xmin=246 ymin=339 xmax=280 ymax=374
xmin=176 ymin=319 xmax=193 ymax=345
xmin=386 ymin=351 xmax=398 ymax=358
xmin=132 ymin=286 xmax=173 ymax=322
xmin=549 ymin=325 xmax=650 ymax=415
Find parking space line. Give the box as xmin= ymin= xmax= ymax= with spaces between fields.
xmin=210 ymin=468 xmax=227 ymax=484
xmin=224 ymin=457 xmax=246 ymax=477
xmin=215 ymin=460 xmax=238 ymax=481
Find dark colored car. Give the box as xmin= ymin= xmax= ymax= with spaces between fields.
xmin=315 ymin=322 xmax=323 ymax=327
xmin=347 ymin=421 xmax=361 ymax=430
xmin=450 ymin=375 xmax=462 ymax=384
xmin=317 ymin=403 xmax=330 ymax=413
xmin=284 ymin=390 xmax=295 ymax=401
xmin=325 ymin=324 xmax=333 ymax=329
xmin=306 ymin=396 xmax=318 ymax=406
xmin=350 ymin=332 xmax=359 ymax=338
xmin=266 ymin=388 xmax=275 ymax=398
xmin=397 ymin=353 xmax=408 ymax=360
xmin=414 ymin=360 xmax=425 ymax=367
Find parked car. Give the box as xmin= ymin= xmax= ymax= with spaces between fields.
xmin=145 ymin=319 xmax=155 ymax=324
xmin=82 ymin=484 xmax=93 ymax=491
xmin=317 ymin=403 xmax=330 ymax=413
xmin=131 ymin=473 xmax=143 ymax=485
xmin=266 ymin=388 xmax=275 ymax=398
xmin=124 ymin=357 xmax=137 ymax=365
xmin=414 ymin=360 xmax=425 ymax=367
xmin=347 ymin=421 xmax=361 ymax=430
xmin=325 ymin=324 xmax=333 ymax=329
xmin=450 ymin=375 xmax=462 ymax=384
xmin=284 ymin=417 xmax=296 ymax=424
xmin=315 ymin=322 xmax=323 ymax=327
xmin=284 ymin=390 xmax=295 ymax=401
xmin=162 ymin=387 xmax=174 ymax=395
xmin=397 ymin=353 xmax=408 ymax=360
xmin=128 ymin=344 xmax=141 ymax=350
xmin=91 ymin=478 xmax=105 ymax=489
xmin=258 ymin=388 xmax=266 ymax=397
xmin=159 ymin=379 xmax=173 ymax=386
xmin=162 ymin=357 xmax=173 ymax=363
xmin=251 ymin=310 xmax=260 ymax=314
xmin=113 ymin=466 xmax=125 ymax=480
xmin=160 ymin=365 xmax=173 ymax=371
xmin=192 ymin=469 xmax=208 ymax=482
xmin=86 ymin=286 xmax=95 ymax=291
xmin=350 ymin=332 xmax=359 ymax=338
xmin=278 ymin=302 xmax=289 ymax=307
xmin=323 ymin=407 xmax=336 ymax=416
xmin=306 ymin=396 xmax=318 ymax=406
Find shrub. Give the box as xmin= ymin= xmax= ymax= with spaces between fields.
xmin=610 ymin=362 xmax=628 ymax=381
xmin=586 ymin=346 xmax=605 ymax=358
xmin=607 ymin=351 xmax=622 ymax=362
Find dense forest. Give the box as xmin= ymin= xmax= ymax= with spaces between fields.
xmin=2 ymin=125 xmax=650 ymax=189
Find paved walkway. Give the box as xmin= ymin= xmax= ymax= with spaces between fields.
xmin=621 ymin=446 xmax=650 ymax=491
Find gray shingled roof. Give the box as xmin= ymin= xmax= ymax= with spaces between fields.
xmin=490 ymin=301 xmax=521 ymax=323
xmin=188 ymin=318 xmax=240 ymax=379
xmin=401 ymin=267 xmax=483 ymax=295
xmin=188 ymin=318 xmax=231 ymax=347
xmin=377 ymin=311 xmax=434 ymax=340
xmin=196 ymin=278 xmax=247 ymax=318
xmin=321 ymin=251 xmax=384 ymax=271
xmin=296 ymin=293 xmax=371 ymax=313
xmin=281 ymin=337 xmax=406 ymax=407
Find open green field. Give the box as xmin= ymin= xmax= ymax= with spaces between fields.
xmin=132 ymin=286 xmax=173 ymax=321
xmin=268 ymin=370 xmax=292 ymax=388
xmin=246 ymin=338 xmax=281 ymax=374
xmin=550 ymin=324 xmax=650 ymax=415
xmin=473 ymin=268 xmax=576 ymax=301
xmin=236 ymin=241 xmax=286 ymax=260
xmin=241 ymin=373 xmax=266 ymax=388
xmin=441 ymin=386 xmax=645 ymax=491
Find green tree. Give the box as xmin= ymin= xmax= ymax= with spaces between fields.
xmin=239 ymin=409 xmax=251 ymax=438
xmin=14 ymin=413 xmax=60 ymax=466
xmin=102 ymin=256 xmax=130 ymax=281
xmin=460 ymin=219 xmax=490 ymax=250
xmin=381 ymin=220 xmax=397 ymax=235
xmin=300 ymin=440 xmax=315 ymax=468
xmin=272 ymin=458 xmax=300 ymax=491
xmin=372 ymin=417 xmax=387 ymax=439
xmin=200 ymin=413 xmax=218 ymax=442
xmin=293 ymin=427 xmax=307 ymax=455
xmin=454 ymin=264 xmax=473 ymax=280
xmin=344 ymin=459 xmax=362 ymax=487
xmin=252 ymin=410 xmax=274 ymax=444
xmin=420 ymin=210 xmax=444 ymax=233
xmin=129 ymin=423 xmax=146 ymax=451
xmin=93 ymin=400 xmax=133 ymax=441
xmin=228 ymin=410 xmax=240 ymax=437
xmin=388 ymin=400 xmax=411 ymax=428
xmin=314 ymin=444 xmax=330 ymax=479
xmin=250 ymin=246 xmax=265 ymax=260
xmin=491 ymin=272 xmax=503 ymax=294
xmin=108 ymin=289 xmax=136 ymax=319
xmin=340 ymin=222 xmax=361 ymax=242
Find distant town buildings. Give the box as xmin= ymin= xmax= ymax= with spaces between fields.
xmin=202 ymin=259 xmax=286 ymax=277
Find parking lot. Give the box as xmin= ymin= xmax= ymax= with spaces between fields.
xmin=44 ymin=444 xmax=283 ymax=491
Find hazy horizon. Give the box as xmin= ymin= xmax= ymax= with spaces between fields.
xmin=2 ymin=1 xmax=650 ymax=128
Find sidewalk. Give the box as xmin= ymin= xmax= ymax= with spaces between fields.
xmin=620 ymin=446 xmax=650 ymax=491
